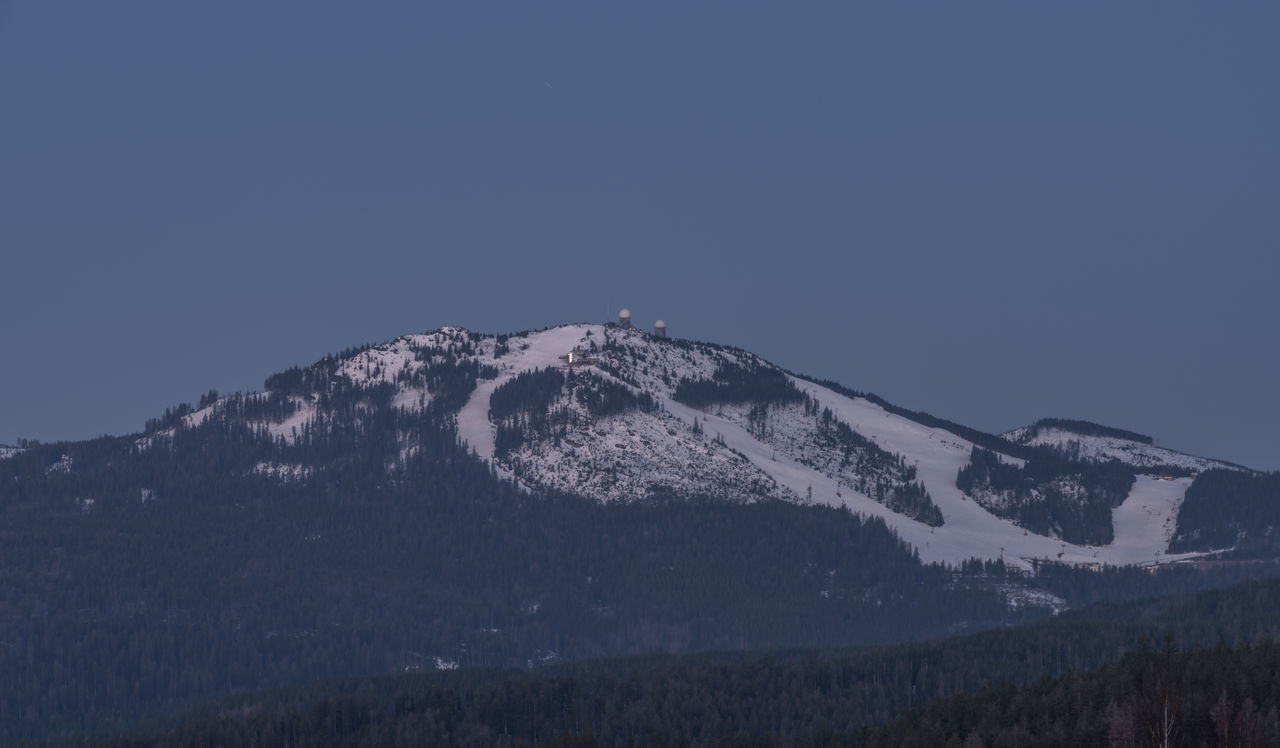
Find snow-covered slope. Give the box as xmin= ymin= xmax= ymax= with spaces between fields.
xmin=132 ymin=322 xmax=1237 ymax=569
xmin=445 ymin=324 xmax=1217 ymax=568
xmin=1003 ymin=424 xmax=1237 ymax=473
xmin=790 ymin=381 xmax=1199 ymax=568
xmin=0 ymin=445 xmax=22 ymax=460
xmin=455 ymin=325 xmax=791 ymax=501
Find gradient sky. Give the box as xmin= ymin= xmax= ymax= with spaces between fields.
xmin=2 ymin=2 xmax=1278 ymax=469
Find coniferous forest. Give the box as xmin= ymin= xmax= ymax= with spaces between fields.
xmin=4 ymin=411 xmax=1276 ymax=744
xmin=102 ymin=578 xmax=1280 ymax=746
xmin=1171 ymin=470 xmax=1280 ymax=555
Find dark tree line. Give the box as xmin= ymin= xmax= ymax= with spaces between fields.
xmin=672 ymin=362 xmax=806 ymax=408
xmin=102 ymin=577 xmax=1280 ymax=747
xmin=862 ymin=639 xmax=1280 ymax=748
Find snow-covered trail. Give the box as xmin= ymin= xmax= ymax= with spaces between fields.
xmin=790 ymin=378 xmax=1205 ymax=568
xmin=1111 ymin=476 xmax=1193 ymax=563
xmin=457 ymin=377 xmax=505 ymax=463
xmin=456 ymin=325 xmax=600 ymax=480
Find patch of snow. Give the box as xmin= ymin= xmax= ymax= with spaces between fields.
xmin=1004 ymin=426 xmax=1236 ymax=473
xmin=393 ymin=385 xmax=431 ymax=412
xmin=45 ymin=454 xmax=72 ymax=475
xmin=433 ymin=656 xmax=459 ymax=671
xmin=336 ymin=337 xmax=423 ymax=387
xmin=0 ymin=445 xmax=23 ymax=460
xmin=183 ymin=403 xmax=218 ymax=429
xmin=1002 ymin=584 xmax=1067 ymax=614
xmin=252 ymin=462 xmax=314 ymax=483
xmin=389 ymin=441 xmax=421 ymax=473
xmin=259 ymin=397 xmax=317 ymax=444
xmin=135 ymin=398 xmax=228 ymax=451
xmin=134 ymin=433 xmax=163 ymax=452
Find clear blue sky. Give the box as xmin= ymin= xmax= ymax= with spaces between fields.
xmin=2 ymin=2 xmax=1277 ymax=469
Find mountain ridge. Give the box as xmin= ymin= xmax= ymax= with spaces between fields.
xmin=110 ymin=322 xmax=1260 ymax=569
xmin=8 ymin=322 xmax=1270 ymax=569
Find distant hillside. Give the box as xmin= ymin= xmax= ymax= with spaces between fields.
xmin=1004 ymin=416 xmax=1239 ymax=474
xmin=1016 ymin=417 xmax=1155 ymax=445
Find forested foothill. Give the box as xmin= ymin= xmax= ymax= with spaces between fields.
xmin=100 ymin=577 xmax=1280 ymax=747
xmin=1171 ymin=470 xmax=1280 ymax=556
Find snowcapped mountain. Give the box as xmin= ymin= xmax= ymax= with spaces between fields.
xmin=127 ymin=322 xmax=1260 ymax=571
xmin=10 ymin=322 xmax=1277 ymax=745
